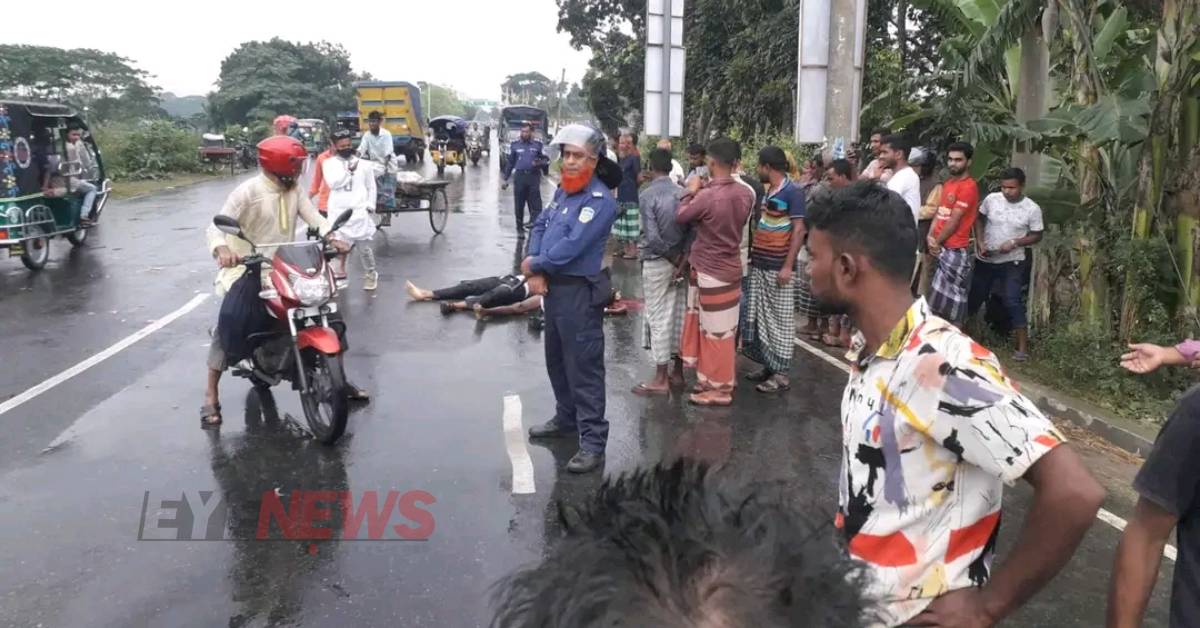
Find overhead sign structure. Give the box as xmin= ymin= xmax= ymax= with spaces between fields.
xmin=644 ymin=0 xmax=685 ymax=138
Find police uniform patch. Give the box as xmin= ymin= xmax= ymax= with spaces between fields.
xmin=579 ymin=207 xmax=595 ymax=223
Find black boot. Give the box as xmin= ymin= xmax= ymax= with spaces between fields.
xmin=566 ymin=450 xmax=604 ymax=474
xmin=528 ymin=418 xmax=573 ymax=439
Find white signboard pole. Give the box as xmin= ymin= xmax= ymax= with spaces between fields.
xmin=645 ymin=0 xmax=686 ymax=138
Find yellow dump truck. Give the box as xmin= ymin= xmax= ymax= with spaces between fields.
xmin=353 ymin=81 xmax=426 ymax=163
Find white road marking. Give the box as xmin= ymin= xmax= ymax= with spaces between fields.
xmin=793 ymin=335 xmax=1177 ymax=562
xmin=502 ymin=394 xmax=536 ymax=494
xmin=1 ymin=293 xmax=211 ymax=418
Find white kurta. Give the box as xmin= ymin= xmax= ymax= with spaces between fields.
xmin=322 ymin=155 xmax=377 ymax=242
xmin=205 ymin=175 xmax=331 ymax=295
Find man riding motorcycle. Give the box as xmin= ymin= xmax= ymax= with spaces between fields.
xmin=201 ymin=136 xmax=367 ymax=429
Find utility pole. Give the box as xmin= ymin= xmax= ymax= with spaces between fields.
xmin=795 ymin=0 xmax=867 ymax=151
xmin=556 ymin=68 xmax=566 ymax=128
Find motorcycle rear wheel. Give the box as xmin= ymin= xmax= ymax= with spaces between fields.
xmin=298 ymin=350 xmax=349 ymax=444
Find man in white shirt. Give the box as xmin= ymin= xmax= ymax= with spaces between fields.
xmin=968 ymin=167 xmax=1044 ymax=362
xmin=881 ymin=134 xmax=921 ymax=224
xmin=357 ymin=111 xmax=394 ymax=164
xmin=324 ymin=130 xmax=380 ymax=291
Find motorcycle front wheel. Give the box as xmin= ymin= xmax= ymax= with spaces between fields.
xmin=298 ymin=349 xmax=349 ymax=444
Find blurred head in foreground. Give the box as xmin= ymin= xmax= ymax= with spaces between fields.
xmin=489 ymin=461 xmax=877 ymax=628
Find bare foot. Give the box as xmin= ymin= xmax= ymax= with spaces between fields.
xmin=405 ymin=280 xmax=432 ymax=301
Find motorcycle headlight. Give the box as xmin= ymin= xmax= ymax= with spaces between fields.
xmin=290 ymin=272 xmax=331 ymax=306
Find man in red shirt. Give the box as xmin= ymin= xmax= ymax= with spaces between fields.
xmin=926 ymin=141 xmax=979 ymax=325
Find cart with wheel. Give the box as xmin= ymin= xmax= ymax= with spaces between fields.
xmin=0 ymin=101 xmax=112 ymax=270
xmin=198 ymin=133 xmax=237 ymax=175
xmin=373 ymin=177 xmax=451 ymax=234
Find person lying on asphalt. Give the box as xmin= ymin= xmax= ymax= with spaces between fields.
xmin=805 ymin=180 xmax=1104 ymax=627
xmin=406 ymin=275 xmax=531 ymax=312
xmin=489 ymin=460 xmax=878 ymax=627
xmin=202 ymin=136 xmax=364 ymax=429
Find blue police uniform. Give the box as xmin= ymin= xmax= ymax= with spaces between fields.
xmin=526 ymin=176 xmax=618 ymax=454
xmin=503 ymin=138 xmax=547 ymax=228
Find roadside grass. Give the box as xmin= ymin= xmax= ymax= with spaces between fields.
xmin=110 ymin=173 xmax=228 ymax=200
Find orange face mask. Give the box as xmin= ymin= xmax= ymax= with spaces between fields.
xmin=561 ymin=163 xmax=596 ymax=194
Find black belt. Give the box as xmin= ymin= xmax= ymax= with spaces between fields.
xmin=514 ymin=169 xmax=539 ymax=174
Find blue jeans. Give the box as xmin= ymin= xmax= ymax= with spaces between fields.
xmin=968 ymin=260 xmax=1027 ymax=328
xmin=75 ymin=180 xmax=98 ymax=219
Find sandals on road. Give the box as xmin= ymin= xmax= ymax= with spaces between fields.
xmin=632 ymin=383 xmax=670 ymax=396
xmin=755 ymin=376 xmax=791 ymax=394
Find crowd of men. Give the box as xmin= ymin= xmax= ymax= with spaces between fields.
xmin=200 ymin=117 xmax=1197 ymax=627
xmin=488 ymin=129 xmax=1194 ymax=628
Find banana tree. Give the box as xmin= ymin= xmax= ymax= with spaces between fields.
xmin=1119 ymin=0 xmax=1200 ymax=341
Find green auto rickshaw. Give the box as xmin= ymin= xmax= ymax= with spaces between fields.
xmin=0 ymin=100 xmax=112 ymax=270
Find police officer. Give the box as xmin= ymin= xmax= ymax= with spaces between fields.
xmin=523 ymin=124 xmax=622 ymax=473
xmin=501 ymin=123 xmax=549 ymax=232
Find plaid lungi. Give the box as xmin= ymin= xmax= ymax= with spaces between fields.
xmin=641 ymin=258 xmax=687 ymax=364
xmin=612 ymin=202 xmax=640 ymax=242
xmin=793 ymin=265 xmax=821 ymax=318
xmin=376 ymin=173 xmax=397 ymax=211
xmin=742 ymin=266 xmax=796 ymax=374
xmin=928 ymin=247 xmax=973 ymax=324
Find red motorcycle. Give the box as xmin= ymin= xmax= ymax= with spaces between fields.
xmin=212 ymin=211 xmax=353 ymax=444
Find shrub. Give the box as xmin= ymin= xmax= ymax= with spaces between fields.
xmin=92 ymin=120 xmax=202 ymax=180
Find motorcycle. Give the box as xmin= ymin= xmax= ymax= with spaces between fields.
xmin=234 ymin=126 xmax=256 ymax=171
xmin=466 ymin=129 xmax=484 ymax=166
xmin=211 ymin=210 xmax=355 ymax=444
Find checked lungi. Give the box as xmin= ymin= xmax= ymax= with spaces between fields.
xmin=641 ymin=259 xmax=687 ymax=365
xmin=928 ymin=247 xmax=973 ymax=324
xmin=612 ymin=202 xmax=640 ymax=244
xmin=742 ymin=266 xmax=796 ymax=375
xmin=680 ymin=269 xmax=741 ymax=393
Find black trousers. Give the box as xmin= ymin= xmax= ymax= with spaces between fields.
xmin=513 ymin=171 xmax=543 ymax=226
xmin=432 ymin=276 xmax=526 ymax=309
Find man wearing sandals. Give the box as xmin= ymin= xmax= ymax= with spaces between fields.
xmin=741 ymin=146 xmax=807 ymax=393
xmin=200 ymin=136 xmax=365 ymax=429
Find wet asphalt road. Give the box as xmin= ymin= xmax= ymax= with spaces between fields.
xmin=0 ymin=137 xmax=1176 ymax=627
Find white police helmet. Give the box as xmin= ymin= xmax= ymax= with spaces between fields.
xmin=550 ymin=123 xmax=622 ymax=188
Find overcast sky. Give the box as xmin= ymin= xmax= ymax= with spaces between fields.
xmin=13 ymin=0 xmax=594 ymax=99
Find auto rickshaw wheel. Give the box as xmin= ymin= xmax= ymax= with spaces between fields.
xmin=20 ymin=225 xmax=51 ymax=271
xmin=66 ymin=225 xmax=89 ymax=247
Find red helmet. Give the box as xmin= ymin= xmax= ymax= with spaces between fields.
xmin=257 ymin=136 xmax=307 ymax=180
xmin=273 ymin=114 xmax=297 ymax=135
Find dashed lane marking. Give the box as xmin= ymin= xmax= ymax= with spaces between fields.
xmin=502 ymin=394 xmax=536 ymax=494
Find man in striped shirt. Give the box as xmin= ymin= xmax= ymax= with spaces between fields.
xmin=741 ymin=146 xmax=807 ymax=393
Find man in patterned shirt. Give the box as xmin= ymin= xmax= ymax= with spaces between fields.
xmin=804 ymin=180 xmax=1104 ymax=627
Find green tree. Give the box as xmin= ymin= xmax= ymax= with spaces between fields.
xmin=418 ymin=82 xmax=466 ymax=118
xmin=207 ymin=39 xmax=364 ymax=127
xmin=0 ymin=44 xmax=163 ymax=123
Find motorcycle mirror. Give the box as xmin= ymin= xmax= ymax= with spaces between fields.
xmin=213 ymin=215 xmax=243 ymax=237
xmin=331 ymin=209 xmax=354 ymax=232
